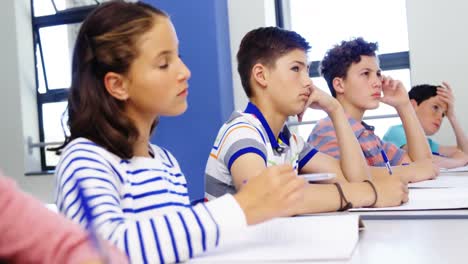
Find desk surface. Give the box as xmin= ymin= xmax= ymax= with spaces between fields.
xmin=346 ymin=219 xmax=468 ymax=264
xmin=191 ymin=218 xmax=468 ymax=264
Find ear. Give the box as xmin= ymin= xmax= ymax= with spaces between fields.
xmin=103 ymin=72 xmax=129 ymax=101
xmin=332 ymin=77 xmax=345 ymax=95
xmin=410 ymin=99 xmax=418 ymax=108
xmin=251 ymin=63 xmax=268 ymax=88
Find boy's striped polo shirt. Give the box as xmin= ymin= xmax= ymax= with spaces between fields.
xmin=308 ymin=115 xmax=404 ymax=166
xmin=205 ymin=102 xmax=318 ymax=198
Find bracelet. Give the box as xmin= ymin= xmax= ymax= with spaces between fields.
xmin=364 ymin=180 xmax=378 ymax=207
xmin=333 ymin=183 xmax=353 ymax=211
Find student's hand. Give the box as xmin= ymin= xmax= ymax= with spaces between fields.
xmin=234 ymin=164 xmax=307 ymax=225
xmin=380 ymin=76 xmax=410 ymax=109
xmin=401 ymin=159 xmax=439 ymax=183
xmin=371 ymin=176 xmax=409 ymax=207
xmin=305 ymin=84 xmax=341 ymax=115
xmin=437 ymin=81 xmax=455 ymax=119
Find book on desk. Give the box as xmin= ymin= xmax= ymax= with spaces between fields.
xmin=191 ymin=214 xmax=360 ymax=262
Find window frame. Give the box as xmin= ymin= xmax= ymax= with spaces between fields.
xmin=31 ymin=0 xmax=98 ymax=170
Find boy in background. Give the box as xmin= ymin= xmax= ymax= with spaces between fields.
xmin=384 ymin=82 xmax=468 ymax=168
xmin=308 ymin=37 xmax=438 ymax=182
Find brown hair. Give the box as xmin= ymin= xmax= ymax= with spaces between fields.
xmin=64 ymin=0 xmax=167 ymax=159
xmin=237 ymin=27 xmax=311 ymax=98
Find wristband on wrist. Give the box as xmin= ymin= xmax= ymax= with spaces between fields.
xmin=333 ymin=183 xmax=353 ymax=211
xmin=364 ymin=180 xmax=378 ymax=207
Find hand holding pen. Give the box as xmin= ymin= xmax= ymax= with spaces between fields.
xmin=380 ymin=149 xmax=393 ymax=175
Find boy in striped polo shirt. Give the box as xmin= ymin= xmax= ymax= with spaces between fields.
xmin=308 ymin=38 xmax=438 ymax=182
xmin=206 ymin=27 xmax=409 ymax=213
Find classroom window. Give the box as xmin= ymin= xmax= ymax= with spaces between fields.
xmin=32 ymin=0 xmax=101 ymax=170
xmin=278 ymin=0 xmax=411 ymax=140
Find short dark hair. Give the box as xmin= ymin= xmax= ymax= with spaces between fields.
xmin=61 ymin=0 xmax=167 ymax=159
xmin=409 ymin=84 xmax=439 ymax=105
xmin=237 ymin=27 xmax=311 ymax=98
xmin=320 ymin=37 xmax=378 ymax=97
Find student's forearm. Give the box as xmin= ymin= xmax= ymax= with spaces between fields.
xmin=448 ymin=115 xmax=468 ymax=153
xmin=433 ymin=154 xmax=468 ymax=169
xmin=294 ymin=183 xmax=374 ymax=214
xmin=436 ymin=150 xmax=468 ymax=168
xmin=397 ymin=103 xmax=432 ymax=160
xmin=328 ymin=106 xmax=370 ymax=182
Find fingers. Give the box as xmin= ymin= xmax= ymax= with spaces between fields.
xmin=402 ymin=183 xmax=409 ymax=194
xmin=269 ymin=164 xmax=298 ymax=187
xmin=280 ymin=176 xmax=307 ymax=199
xmin=275 ymin=163 xmax=295 ymax=174
xmin=402 ymin=193 xmax=409 ymax=204
xmin=441 ymin=81 xmax=452 ymax=90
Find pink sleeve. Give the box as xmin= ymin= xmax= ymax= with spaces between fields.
xmin=0 ymin=176 xmax=128 ymax=264
xmin=308 ymin=120 xmax=341 ymax=159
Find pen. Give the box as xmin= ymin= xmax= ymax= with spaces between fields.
xmin=76 ymin=179 xmax=110 ymax=264
xmin=432 ymin=151 xmax=447 ymax=157
xmin=380 ymin=149 xmax=393 ymax=175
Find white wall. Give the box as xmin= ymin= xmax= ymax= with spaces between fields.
xmin=0 ymin=0 xmax=53 ymax=202
xmin=406 ymin=0 xmax=468 ymax=145
xmin=227 ymin=0 xmax=277 ymax=111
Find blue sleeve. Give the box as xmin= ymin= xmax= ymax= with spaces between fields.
xmin=383 ymin=125 xmax=407 ymax=148
xmin=428 ymin=138 xmax=440 ymax=153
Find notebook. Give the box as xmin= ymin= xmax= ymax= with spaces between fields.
xmin=351 ymin=188 xmax=468 ymax=211
xmin=440 ymin=165 xmax=468 ymax=173
xmin=409 ymin=175 xmax=468 ymax=189
xmin=192 ymin=214 xmax=360 ymax=262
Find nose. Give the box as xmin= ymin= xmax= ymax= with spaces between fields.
xmin=303 ymin=72 xmax=313 ymax=88
xmin=372 ymin=75 xmax=382 ymax=90
xmin=178 ymin=58 xmax=191 ymax=81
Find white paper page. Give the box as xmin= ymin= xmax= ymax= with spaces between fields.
xmin=409 ymin=176 xmax=468 ymax=189
xmin=351 ymin=188 xmax=468 ymax=212
xmin=191 ymin=214 xmax=359 ymax=262
xmin=440 ymin=165 xmax=468 ymax=173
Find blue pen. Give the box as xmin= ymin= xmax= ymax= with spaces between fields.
xmin=76 ymin=179 xmax=110 ymax=264
xmin=380 ymin=149 xmax=393 ymax=175
xmin=432 ymin=151 xmax=447 ymax=157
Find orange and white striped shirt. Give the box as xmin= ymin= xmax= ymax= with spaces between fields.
xmin=308 ymin=116 xmax=404 ymax=167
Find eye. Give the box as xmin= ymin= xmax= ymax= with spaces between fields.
xmin=291 ymin=66 xmax=300 ymax=72
xmin=159 ymin=63 xmax=169 ymax=69
xmin=157 ymin=55 xmax=171 ymax=69
xmin=362 ymin=71 xmax=369 ymax=76
xmin=432 ymin=105 xmax=439 ymax=112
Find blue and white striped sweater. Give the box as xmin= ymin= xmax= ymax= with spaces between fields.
xmin=55 ymin=138 xmax=246 ymax=264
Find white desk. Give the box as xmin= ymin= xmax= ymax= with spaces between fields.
xmin=346 ymin=219 xmax=468 ymax=264
xmin=191 ymin=218 xmax=468 ymax=264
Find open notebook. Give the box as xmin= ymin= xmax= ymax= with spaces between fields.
xmin=191 ymin=214 xmax=360 ymax=262
xmin=351 ymin=188 xmax=468 ymax=212
xmin=409 ymin=175 xmax=468 ymax=189
xmin=440 ymin=165 xmax=468 ymax=173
